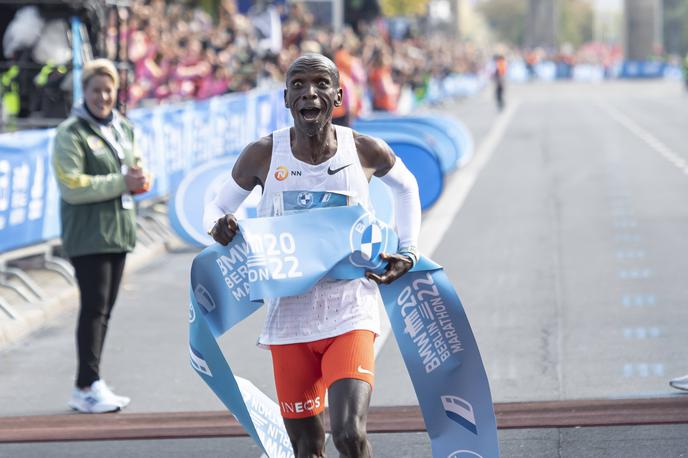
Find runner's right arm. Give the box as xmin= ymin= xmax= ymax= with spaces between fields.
xmin=204 ymin=135 xmax=271 ymax=245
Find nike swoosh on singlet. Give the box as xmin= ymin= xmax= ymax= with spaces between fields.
xmin=357 ymin=365 xmax=374 ymax=376
xmin=327 ymin=163 xmax=352 ymax=175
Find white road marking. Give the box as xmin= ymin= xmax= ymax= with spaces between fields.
xmin=374 ymin=101 xmax=521 ymax=361
xmin=598 ymin=102 xmax=686 ymax=175
xmin=418 ymin=100 xmax=522 ymax=255
xmin=622 ymin=294 xmax=656 ymax=308
xmin=618 ymin=269 xmax=652 ymax=279
xmin=623 ymin=363 xmax=665 ymax=378
xmin=623 ymin=327 xmax=661 ymax=339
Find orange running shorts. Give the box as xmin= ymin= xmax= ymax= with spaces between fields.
xmin=269 ymin=330 xmax=375 ymax=419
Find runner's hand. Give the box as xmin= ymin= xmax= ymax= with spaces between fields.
xmin=210 ymin=214 xmax=239 ymax=246
xmin=365 ymin=252 xmax=413 ymax=285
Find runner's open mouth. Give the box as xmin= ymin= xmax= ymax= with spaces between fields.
xmin=300 ymin=108 xmax=321 ymax=121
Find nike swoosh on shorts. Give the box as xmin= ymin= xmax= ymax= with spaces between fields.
xmin=357 ymin=365 xmax=374 ymax=376
xmin=327 ymin=163 xmax=352 ymax=175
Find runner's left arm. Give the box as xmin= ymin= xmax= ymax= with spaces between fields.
xmin=355 ymin=134 xmax=421 ymax=284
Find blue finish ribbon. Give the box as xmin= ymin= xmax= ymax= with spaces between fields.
xmin=189 ymin=205 xmax=499 ymax=457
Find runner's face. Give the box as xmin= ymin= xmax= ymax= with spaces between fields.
xmin=285 ymin=66 xmax=342 ymax=136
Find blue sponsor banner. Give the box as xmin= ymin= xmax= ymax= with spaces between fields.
xmin=0 ymin=129 xmax=60 ymax=252
xmin=619 ymin=60 xmax=667 ymax=79
xmin=0 ymin=88 xmax=291 ymax=255
xmin=128 ymin=88 xmax=290 ymax=201
xmin=189 ymin=205 xmax=498 ymax=457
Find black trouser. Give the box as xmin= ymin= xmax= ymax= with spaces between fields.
xmin=495 ymin=82 xmax=504 ymax=110
xmin=70 ymin=252 xmax=127 ymax=388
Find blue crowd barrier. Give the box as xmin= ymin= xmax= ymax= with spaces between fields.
xmin=423 ymin=74 xmax=484 ymax=105
xmin=619 ymin=60 xmax=667 ymax=79
xmin=414 ymin=116 xmax=474 ymax=167
xmin=509 ymin=59 xmax=680 ymax=82
xmin=353 ymin=126 xmax=444 ymax=210
xmin=356 ymin=114 xmax=474 ymax=170
xmin=129 ymin=89 xmax=291 ymax=201
xmin=354 ymin=118 xmax=458 ymax=173
xmin=0 ymin=83 xmax=476 ymax=254
xmin=0 ymin=88 xmax=291 ymax=255
xmin=0 ymin=129 xmax=60 ymax=252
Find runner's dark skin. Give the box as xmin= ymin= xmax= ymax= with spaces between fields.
xmin=210 ymin=54 xmax=413 ymax=457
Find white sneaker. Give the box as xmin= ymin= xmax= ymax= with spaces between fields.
xmin=669 ymin=374 xmax=688 ymax=391
xmin=96 ymin=380 xmax=131 ymax=409
xmin=68 ymin=380 xmax=128 ymax=413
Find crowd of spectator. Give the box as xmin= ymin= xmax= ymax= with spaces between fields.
xmin=117 ymin=0 xmax=484 ymax=114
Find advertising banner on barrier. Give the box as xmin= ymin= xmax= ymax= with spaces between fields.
xmin=0 ymin=88 xmax=291 ymax=254
xmin=619 ymin=61 xmax=667 ymax=79
xmin=128 ymin=89 xmax=291 ymax=201
xmin=0 ymin=129 xmax=60 ymax=252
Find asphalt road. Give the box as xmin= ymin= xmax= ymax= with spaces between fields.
xmin=1 ymin=80 xmax=687 ymax=457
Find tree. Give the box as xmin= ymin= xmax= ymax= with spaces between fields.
xmin=345 ymin=0 xmax=382 ymax=29
xmin=558 ymin=0 xmax=593 ymax=48
xmin=379 ymin=0 xmax=429 ymax=17
xmin=477 ymin=0 xmax=527 ymax=47
xmin=664 ymin=0 xmax=688 ymax=55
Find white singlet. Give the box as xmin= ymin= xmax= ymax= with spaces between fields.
xmin=257 ymin=126 xmax=382 ymax=346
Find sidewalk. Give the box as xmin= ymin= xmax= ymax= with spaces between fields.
xmin=0 ymin=208 xmax=177 ymax=351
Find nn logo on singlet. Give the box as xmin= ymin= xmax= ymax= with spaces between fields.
xmin=274 ymin=166 xmax=302 ymax=181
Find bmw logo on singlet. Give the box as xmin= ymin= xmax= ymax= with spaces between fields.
xmin=297 ymin=191 xmax=314 ymax=208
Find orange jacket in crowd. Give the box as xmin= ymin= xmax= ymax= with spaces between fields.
xmin=369 ymin=66 xmax=399 ymax=112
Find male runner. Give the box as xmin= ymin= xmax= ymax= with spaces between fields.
xmin=204 ymin=53 xmax=421 ymax=458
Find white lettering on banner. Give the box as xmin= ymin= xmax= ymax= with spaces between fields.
xmin=246 ymin=232 xmax=303 ymax=282
xmin=10 ymin=163 xmax=29 ymax=226
xmin=397 ymin=273 xmax=464 ymax=373
xmin=257 ymin=98 xmax=272 ymax=137
xmin=133 ymin=125 xmax=154 ymax=178
xmin=225 ymin=108 xmax=245 ymax=155
xmin=162 ymin=120 xmax=183 ymax=174
xmin=189 ymin=347 xmax=213 ymax=377
xmin=354 ymin=221 xmax=366 ymax=234
xmin=208 ymin=101 xmax=226 ymax=158
xmin=243 ymin=389 xmax=293 ymax=453
xmin=0 ymin=160 xmax=10 ymax=212
xmin=0 ymin=160 xmax=9 ymax=230
xmin=190 ymin=111 xmax=212 ymax=163
xmin=213 ymin=243 xmax=254 ymax=302
xmin=28 ymin=157 xmax=44 ymax=220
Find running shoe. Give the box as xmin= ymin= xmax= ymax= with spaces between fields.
xmin=68 ymin=380 xmax=124 ymax=413
xmin=96 ymin=380 xmax=131 ymax=408
xmin=669 ymin=374 xmax=688 ymax=392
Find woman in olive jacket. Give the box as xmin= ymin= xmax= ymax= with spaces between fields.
xmin=52 ymin=58 xmax=149 ymax=414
